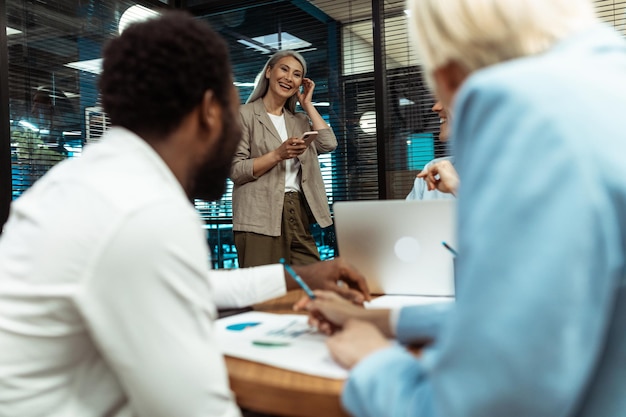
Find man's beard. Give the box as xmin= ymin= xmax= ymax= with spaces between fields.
xmin=190 ymin=107 xmax=241 ymax=202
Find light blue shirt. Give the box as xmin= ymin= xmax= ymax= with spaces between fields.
xmin=405 ymin=157 xmax=455 ymax=201
xmin=342 ymin=24 xmax=626 ymax=417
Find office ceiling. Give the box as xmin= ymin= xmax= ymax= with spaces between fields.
xmin=187 ymin=0 xmax=405 ymax=23
xmin=4 ymin=0 xmax=411 ymax=126
xmin=310 ymin=0 xmax=405 ymax=23
xmin=5 ymin=0 xmax=408 ymax=77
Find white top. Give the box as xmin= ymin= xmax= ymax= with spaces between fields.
xmin=0 ymin=127 xmax=287 ymax=417
xmin=268 ymin=112 xmax=301 ymax=192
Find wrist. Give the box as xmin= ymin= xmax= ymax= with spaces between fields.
xmin=363 ymin=308 xmax=392 ymax=336
xmin=273 ymin=149 xmax=285 ymax=163
xmin=300 ymin=103 xmax=315 ymax=113
xmin=361 ymin=308 xmax=385 ymax=322
xmin=450 ymin=179 xmax=460 ymax=196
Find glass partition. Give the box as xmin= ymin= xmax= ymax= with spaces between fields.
xmin=3 ymin=0 xmax=626 ymax=266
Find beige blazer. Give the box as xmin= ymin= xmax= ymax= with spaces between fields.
xmin=230 ymin=99 xmax=337 ymax=237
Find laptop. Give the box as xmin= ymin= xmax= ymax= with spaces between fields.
xmin=333 ymin=199 xmax=456 ymax=296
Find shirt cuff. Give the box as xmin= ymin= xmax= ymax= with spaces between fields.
xmin=342 ymin=345 xmax=429 ymax=417
xmin=388 ymin=307 xmax=402 ymax=336
xmin=395 ymin=302 xmax=454 ymax=344
xmin=208 ymin=264 xmax=286 ymax=309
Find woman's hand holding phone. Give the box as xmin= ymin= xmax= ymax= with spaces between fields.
xmin=301 ymin=131 xmax=318 ymax=147
xmin=280 ymin=132 xmax=316 ymax=160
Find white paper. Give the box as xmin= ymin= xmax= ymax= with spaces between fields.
xmin=365 ymin=295 xmax=454 ymax=310
xmin=216 ymin=311 xmax=348 ymax=380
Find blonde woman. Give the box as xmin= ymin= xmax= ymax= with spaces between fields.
xmin=299 ymin=1 xmax=626 ymax=416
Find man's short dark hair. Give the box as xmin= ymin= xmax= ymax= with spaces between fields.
xmin=99 ymin=11 xmax=233 ymax=137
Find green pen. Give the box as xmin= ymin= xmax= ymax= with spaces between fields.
xmin=252 ymin=340 xmax=290 ymax=347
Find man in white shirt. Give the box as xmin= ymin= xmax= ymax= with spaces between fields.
xmin=0 ymin=12 xmax=367 ymax=417
xmin=406 ymin=100 xmax=458 ymax=199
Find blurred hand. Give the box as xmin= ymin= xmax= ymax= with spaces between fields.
xmin=417 ymin=160 xmax=459 ymax=195
xmin=291 ymin=258 xmax=371 ymax=305
xmin=327 ymin=319 xmax=392 ymax=369
xmin=294 ymin=290 xmax=366 ymax=335
xmin=276 ymin=137 xmax=306 ymax=160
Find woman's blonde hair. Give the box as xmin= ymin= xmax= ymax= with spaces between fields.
xmin=407 ymin=0 xmax=598 ymax=89
xmin=246 ymin=50 xmax=307 ymax=113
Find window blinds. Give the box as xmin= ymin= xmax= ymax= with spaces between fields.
xmin=3 ymin=0 xmax=625 ymax=261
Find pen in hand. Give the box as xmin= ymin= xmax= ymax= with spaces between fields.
xmin=279 ymin=258 xmax=316 ymax=299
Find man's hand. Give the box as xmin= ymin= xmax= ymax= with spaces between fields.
xmin=327 ymin=319 xmax=392 ymax=369
xmin=294 ymin=290 xmax=366 ymax=334
xmin=294 ymin=290 xmax=393 ymax=337
xmin=290 ymin=258 xmax=370 ymax=304
xmin=417 ymin=160 xmax=459 ymax=195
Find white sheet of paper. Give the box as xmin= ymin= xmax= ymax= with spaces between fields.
xmin=365 ymin=295 xmax=454 ymax=309
xmin=216 ymin=311 xmax=348 ymax=380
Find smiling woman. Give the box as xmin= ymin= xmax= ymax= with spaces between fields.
xmin=230 ymin=50 xmax=338 ymax=268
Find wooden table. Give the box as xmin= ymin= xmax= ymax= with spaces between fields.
xmin=224 ymin=290 xmax=349 ymax=417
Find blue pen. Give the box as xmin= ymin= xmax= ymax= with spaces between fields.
xmin=442 ymin=241 xmax=458 ymax=257
xmin=279 ymin=258 xmax=316 ymax=299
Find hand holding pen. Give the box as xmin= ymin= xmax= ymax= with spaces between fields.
xmin=280 ymin=258 xmax=371 ymax=304
xmin=280 ymin=258 xmax=316 ymax=299
xmin=293 ymin=290 xmax=387 ymax=336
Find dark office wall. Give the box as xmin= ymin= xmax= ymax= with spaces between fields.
xmin=0 ymin=0 xmax=11 ymax=231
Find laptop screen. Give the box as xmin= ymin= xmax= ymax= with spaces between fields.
xmin=333 ymin=199 xmax=456 ymax=296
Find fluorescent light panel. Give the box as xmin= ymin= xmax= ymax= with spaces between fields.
xmin=238 ymin=32 xmax=312 ymax=53
xmin=6 ymin=27 xmax=22 ymax=36
xmin=64 ymin=58 xmax=102 ymax=74
xmin=234 ymin=81 xmax=257 ymax=87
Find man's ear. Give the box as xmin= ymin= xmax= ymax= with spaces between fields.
xmin=433 ymin=61 xmax=468 ymax=108
xmin=199 ymin=89 xmax=222 ymax=141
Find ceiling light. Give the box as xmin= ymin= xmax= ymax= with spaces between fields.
xmin=359 ymin=111 xmax=377 ymax=135
xmin=18 ymin=120 xmax=38 ymax=132
xmin=237 ymin=39 xmax=271 ymax=54
xmin=234 ymin=81 xmax=257 ymax=87
xmin=64 ymin=58 xmax=103 ymax=74
xmin=6 ymin=27 xmax=22 ymax=36
xmin=119 ymin=5 xmax=160 ymax=34
xmin=238 ymin=32 xmax=312 ymax=53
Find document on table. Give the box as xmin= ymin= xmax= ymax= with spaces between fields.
xmin=365 ymin=295 xmax=454 ymax=310
xmin=216 ymin=311 xmax=348 ymax=380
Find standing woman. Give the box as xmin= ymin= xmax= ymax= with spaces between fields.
xmin=231 ymin=50 xmax=337 ymax=267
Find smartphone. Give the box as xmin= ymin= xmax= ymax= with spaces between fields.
xmin=301 ymin=131 xmax=318 ymax=146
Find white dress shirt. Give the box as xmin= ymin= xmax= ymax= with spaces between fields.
xmin=0 ymin=127 xmax=287 ymax=417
